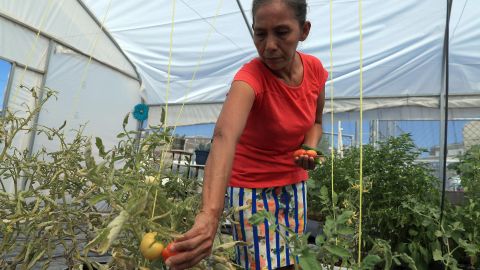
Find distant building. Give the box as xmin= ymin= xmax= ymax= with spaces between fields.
xmin=463 ymin=121 xmax=480 ymax=150
xmin=428 ymin=143 xmax=464 ymax=158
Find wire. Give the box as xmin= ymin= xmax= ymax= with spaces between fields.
xmin=450 ymin=0 xmax=468 ymax=42
xmin=180 ymin=0 xmax=246 ymax=52
xmin=357 ymin=0 xmax=364 ymax=265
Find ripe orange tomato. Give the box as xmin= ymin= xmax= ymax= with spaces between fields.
xmin=293 ymin=149 xmax=306 ymax=158
xmin=162 ymin=242 xmax=179 ymax=261
xmin=305 ymin=150 xmax=317 ymax=158
xmin=140 ymin=232 xmax=164 ymax=261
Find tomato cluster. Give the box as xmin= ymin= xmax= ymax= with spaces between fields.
xmin=140 ymin=232 xmax=178 ymax=262
xmin=293 ymin=148 xmax=317 ymax=158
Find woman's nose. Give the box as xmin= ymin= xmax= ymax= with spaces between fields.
xmin=265 ymin=36 xmax=278 ymax=51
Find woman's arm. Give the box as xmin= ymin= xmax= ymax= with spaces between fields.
xmin=166 ymin=81 xmax=255 ymax=270
xmin=304 ymin=86 xmax=325 ymax=147
xmin=295 ymin=87 xmax=325 ymax=170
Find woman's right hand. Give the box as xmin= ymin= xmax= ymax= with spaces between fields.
xmin=165 ymin=211 xmax=219 ymax=270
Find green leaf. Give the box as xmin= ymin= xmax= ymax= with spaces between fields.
xmin=361 ymin=255 xmax=382 ymax=270
xmin=337 ymin=225 xmax=355 ymax=235
xmin=161 ymin=107 xmax=166 ymax=125
xmin=88 ymin=194 xmax=109 ymax=206
xmin=123 ymin=113 xmax=129 ymax=129
xmin=58 ymin=120 xmax=66 ymax=131
xmin=95 ymin=137 xmax=106 ymax=157
xmin=126 ymin=193 xmax=148 ymax=215
xmin=299 ymin=251 xmax=323 ymax=270
xmin=97 ymin=210 xmax=129 ymax=254
xmin=432 ymin=249 xmax=443 ymax=261
xmin=324 ymin=244 xmax=351 ymax=258
xmin=408 ymin=229 xmax=418 ymax=236
xmin=26 ymin=249 xmax=46 ymax=269
xmin=248 ymin=211 xmax=267 ymax=226
xmin=434 ymin=230 xmax=443 ymax=237
xmin=397 ymin=253 xmax=418 ymax=270
xmin=315 ymin=235 xmax=325 ymax=246
xmin=336 ymin=210 xmax=354 ymax=224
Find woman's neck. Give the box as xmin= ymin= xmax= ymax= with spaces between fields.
xmin=269 ymin=52 xmax=303 ymax=86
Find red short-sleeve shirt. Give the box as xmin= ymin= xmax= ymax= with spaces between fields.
xmin=229 ymin=52 xmax=329 ymax=188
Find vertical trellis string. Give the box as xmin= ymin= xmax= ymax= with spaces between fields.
xmin=152 ymin=0 xmax=177 ymax=219
xmin=357 ymin=0 xmax=364 ymax=265
xmin=170 ymin=0 xmax=224 ymax=134
xmin=329 ymin=0 xmax=336 ymax=227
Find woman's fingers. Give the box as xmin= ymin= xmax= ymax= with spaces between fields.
xmin=166 ymin=212 xmax=218 ymax=269
xmin=169 ymin=251 xmax=211 ymax=270
xmin=294 ymin=155 xmax=316 ymax=170
xmin=167 ymin=240 xmax=212 ymax=269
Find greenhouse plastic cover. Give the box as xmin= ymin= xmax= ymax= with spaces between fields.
xmin=81 ymin=0 xmax=480 ymax=125
xmin=1 ymin=0 xmax=479 ymax=127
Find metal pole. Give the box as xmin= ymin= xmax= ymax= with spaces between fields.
xmin=236 ymin=0 xmax=254 ymax=39
xmin=440 ymin=0 xmax=453 ymax=223
xmin=1 ymin=62 xmax=16 ymax=117
xmin=23 ymin=40 xmax=54 ymax=190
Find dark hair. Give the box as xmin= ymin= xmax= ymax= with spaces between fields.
xmin=251 ymin=0 xmax=308 ymax=26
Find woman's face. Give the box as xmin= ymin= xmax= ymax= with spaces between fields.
xmin=252 ymin=0 xmax=309 ymax=72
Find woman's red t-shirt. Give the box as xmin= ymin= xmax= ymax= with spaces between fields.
xmin=229 ymin=52 xmax=328 ymax=188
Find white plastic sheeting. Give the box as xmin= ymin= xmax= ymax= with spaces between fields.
xmin=0 ymin=0 xmax=143 ymax=156
xmin=0 ymin=0 xmax=137 ymax=77
xmin=84 ymin=0 xmax=480 ymax=125
xmin=33 ymin=44 xmax=141 ymax=153
xmin=0 ymin=16 xmax=49 ymax=71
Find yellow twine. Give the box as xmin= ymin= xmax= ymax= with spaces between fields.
xmin=152 ymin=0 xmax=177 ymax=219
xmin=10 ymin=0 xmax=55 ymax=107
xmin=329 ymin=0 xmax=336 ymax=223
xmin=357 ymin=0 xmax=364 ymax=265
xmin=171 ymin=0 xmax=224 ymax=132
xmin=152 ymin=0 xmax=224 ymax=219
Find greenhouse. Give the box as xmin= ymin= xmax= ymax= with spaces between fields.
xmin=0 ymin=0 xmax=479 ymax=269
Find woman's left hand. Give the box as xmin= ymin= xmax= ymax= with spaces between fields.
xmin=294 ymin=154 xmax=317 ymax=170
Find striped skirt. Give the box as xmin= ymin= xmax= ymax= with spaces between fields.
xmin=227 ymin=181 xmax=307 ymax=270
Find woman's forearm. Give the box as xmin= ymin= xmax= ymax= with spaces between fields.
xmin=303 ymin=122 xmax=323 ymax=149
xmin=200 ymin=133 xmax=236 ymax=219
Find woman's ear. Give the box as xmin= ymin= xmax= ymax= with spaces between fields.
xmin=300 ymin=21 xmax=311 ymax=41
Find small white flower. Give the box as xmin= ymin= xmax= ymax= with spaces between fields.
xmin=161 ymin=177 xmax=170 ymax=185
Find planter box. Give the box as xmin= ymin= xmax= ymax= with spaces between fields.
xmin=195 ymin=150 xmax=209 ymax=165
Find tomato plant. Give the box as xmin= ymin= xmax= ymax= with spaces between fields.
xmin=0 ymin=88 xmax=239 ymax=270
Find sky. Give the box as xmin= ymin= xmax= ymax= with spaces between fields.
xmin=0 ymin=59 xmax=11 ymax=108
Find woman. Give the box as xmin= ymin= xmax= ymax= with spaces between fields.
xmin=167 ymin=0 xmax=327 ymax=269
